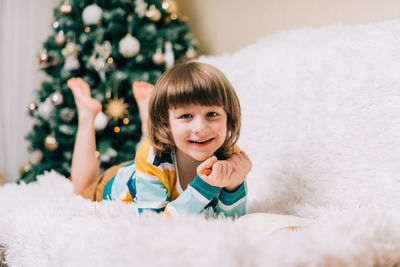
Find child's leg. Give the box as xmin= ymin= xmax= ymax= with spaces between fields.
xmin=132 ymin=81 xmax=154 ymax=139
xmin=68 ymin=78 xmax=102 ymax=195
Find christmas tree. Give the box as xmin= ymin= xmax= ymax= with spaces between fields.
xmin=20 ymin=0 xmax=198 ymax=183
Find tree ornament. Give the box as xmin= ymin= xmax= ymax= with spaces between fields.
xmin=59 ymin=125 xmax=74 ymax=135
xmin=19 ymin=161 xmax=32 ymax=176
xmin=37 ymin=99 xmax=54 ymax=119
xmin=162 ymin=0 xmax=178 ymax=14
xmin=38 ymin=50 xmax=49 ymax=63
xmin=146 ymin=5 xmax=161 ymax=22
xmin=62 ymin=42 xmax=80 ymax=71
xmin=134 ymin=0 xmax=148 ymax=18
xmin=82 ymin=4 xmax=103 ymax=25
xmin=99 ymin=147 xmax=117 ymax=163
xmin=89 ymin=41 xmax=112 ymax=81
xmin=185 ymin=47 xmax=198 ymax=60
xmin=54 ymin=31 xmax=66 ymax=46
xmin=94 ymin=111 xmax=108 ymax=130
xmin=53 ymin=21 xmax=60 ymax=30
xmin=44 ymin=134 xmax=59 ymax=151
xmin=30 ymin=150 xmax=43 ymax=165
xmin=105 ymin=97 xmax=129 ymax=121
xmin=36 ymin=50 xmax=61 ymax=69
xmin=170 ymin=13 xmax=178 ymax=21
xmin=59 ymin=0 xmax=72 ymax=15
xmin=63 ymin=57 xmax=80 ymax=71
xmin=28 ymin=102 xmax=38 ymax=115
xmin=118 ymin=34 xmax=140 ymax=58
xmin=62 ymin=42 xmax=78 ymax=58
xmin=164 ymin=41 xmax=174 ymax=69
xmin=60 ymin=108 xmax=74 ymax=122
xmin=50 ymin=91 xmax=64 ymax=106
xmin=152 ymin=48 xmax=165 ymax=65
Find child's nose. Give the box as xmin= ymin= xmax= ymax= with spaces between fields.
xmin=192 ymin=117 xmax=208 ymax=133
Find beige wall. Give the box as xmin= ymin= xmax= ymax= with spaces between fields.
xmin=176 ymin=0 xmax=400 ymax=55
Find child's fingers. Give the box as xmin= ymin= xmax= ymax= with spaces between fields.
xmin=197 ymin=156 xmax=217 ymax=173
xmin=239 ymin=151 xmax=249 ymax=160
xmin=229 ymin=153 xmax=240 ymax=167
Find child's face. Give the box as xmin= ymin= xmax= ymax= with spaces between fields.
xmin=169 ymin=104 xmax=227 ymax=162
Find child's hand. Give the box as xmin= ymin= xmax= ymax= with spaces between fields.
xmin=224 ymin=151 xmax=252 ymax=192
xmin=197 ymin=156 xmax=234 ymax=188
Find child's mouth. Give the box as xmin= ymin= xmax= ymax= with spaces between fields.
xmin=189 ymin=138 xmax=214 ymax=145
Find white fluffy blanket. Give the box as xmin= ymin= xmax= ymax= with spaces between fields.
xmin=3 ymin=19 xmax=400 ymax=266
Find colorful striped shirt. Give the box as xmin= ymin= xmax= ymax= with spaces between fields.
xmin=103 ymin=139 xmax=247 ymax=218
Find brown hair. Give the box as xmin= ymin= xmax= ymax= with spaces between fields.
xmin=148 ymin=62 xmax=241 ymax=158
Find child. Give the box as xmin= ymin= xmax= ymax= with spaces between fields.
xmin=67 ymin=62 xmax=252 ymax=217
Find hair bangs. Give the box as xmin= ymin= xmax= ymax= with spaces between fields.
xmin=165 ymin=64 xmax=226 ymax=109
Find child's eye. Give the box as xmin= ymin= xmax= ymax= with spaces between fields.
xmin=180 ymin=114 xmax=192 ymax=119
xmin=206 ymin=112 xmax=218 ymax=117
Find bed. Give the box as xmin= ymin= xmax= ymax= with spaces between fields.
xmin=2 ymin=19 xmax=400 ymax=266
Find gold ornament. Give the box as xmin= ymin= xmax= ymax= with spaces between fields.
xmin=54 ymin=31 xmax=66 ymax=46
xmin=60 ymin=0 xmax=72 ymax=14
xmin=60 ymin=108 xmax=74 ymax=122
xmin=186 ymin=47 xmax=198 ymax=59
xmin=118 ymin=34 xmax=140 ymax=58
xmin=38 ymin=50 xmax=49 ymax=63
xmin=162 ymin=0 xmax=178 ymax=13
xmin=44 ymin=134 xmax=59 ymax=151
xmin=19 ymin=161 xmax=32 ymax=176
xmin=152 ymin=49 xmax=165 ymax=65
xmin=105 ymin=97 xmax=129 ymax=121
xmin=50 ymin=91 xmax=64 ymax=106
xmin=28 ymin=102 xmax=38 ymax=115
xmin=146 ymin=5 xmax=161 ymax=22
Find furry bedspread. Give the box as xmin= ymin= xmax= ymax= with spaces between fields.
xmin=2 ymin=19 xmax=400 ymax=266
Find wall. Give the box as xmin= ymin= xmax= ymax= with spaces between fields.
xmin=0 ymin=0 xmax=59 ymax=183
xmin=176 ymin=0 xmax=400 ymax=54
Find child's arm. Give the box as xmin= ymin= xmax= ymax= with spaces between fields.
xmin=215 ymin=151 xmax=252 ymax=217
xmin=216 ymin=180 xmax=247 ymax=217
xmin=224 ymin=151 xmax=252 ymax=192
xmin=134 ymin=157 xmax=224 ymax=216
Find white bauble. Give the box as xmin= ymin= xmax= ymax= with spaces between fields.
xmin=63 ymin=57 xmax=80 ymax=71
xmin=82 ymin=4 xmax=103 ymax=25
xmin=164 ymin=41 xmax=174 ymax=69
xmin=30 ymin=150 xmax=43 ymax=165
xmin=37 ymin=99 xmax=54 ymax=119
xmin=94 ymin=111 xmax=108 ymax=130
xmin=118 ymin=34 xmax=140 ymax=58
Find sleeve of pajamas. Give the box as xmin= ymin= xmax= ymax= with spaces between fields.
xmin=216 ymin=180 xmax=247 ymax=218
xmin=135 ymin=171 xmax=221 ymax=216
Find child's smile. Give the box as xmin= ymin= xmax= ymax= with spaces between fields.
xmin=169 ymin=104 xmax=227 ymax=163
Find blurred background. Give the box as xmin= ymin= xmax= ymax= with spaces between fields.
xmin=1 ymin=0 xmax=399 ymax=183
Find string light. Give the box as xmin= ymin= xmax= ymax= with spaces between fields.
xmin=114 ymin=126 xmax=120 ymax=133
xmin=123 ymin=118 xmax=129 ymax=124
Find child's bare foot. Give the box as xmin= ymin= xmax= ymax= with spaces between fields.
xmin=67 ymin=78 xmax=102 ymax=120
xmin=132 ymin=81 xmax=154 ymax=138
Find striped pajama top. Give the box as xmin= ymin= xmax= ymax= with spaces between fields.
xmin=103 ymin=139 xmax=247 ymax=218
